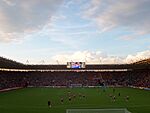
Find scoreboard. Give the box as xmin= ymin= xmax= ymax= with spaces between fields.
xmin=67 ymin=62 xmax=86 ymax=68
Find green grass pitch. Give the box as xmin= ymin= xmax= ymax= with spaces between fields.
xmin=0 ymin=87 xmax=149 ymax=113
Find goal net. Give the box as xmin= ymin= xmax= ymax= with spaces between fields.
xmin=70 ymin=84 xmax=82 ymax=88
xmin=66 ymin=109 xmax=131 ymax=113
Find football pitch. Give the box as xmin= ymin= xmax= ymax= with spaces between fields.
xmin=0 ymin=87 xmax=149 ymax=113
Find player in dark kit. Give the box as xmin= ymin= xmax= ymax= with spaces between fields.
xmin=82 ymin=94 xmax=86 ymax=98
xmin=69 ymin=96 xmax=71 ymax=102
xmin=60 ymin=97 xmax=64 ymax=104
xmin=48 ymin=100 xmax=51 ymax=108
xmin=73 ymin=94 xmax=76 ymax=99
xmin=113 ymin=95 xmax=116 ymax=102
xmin=125 ymin=95 xmax=129 ymax=101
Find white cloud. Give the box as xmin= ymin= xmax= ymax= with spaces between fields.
xmin=51 ymin=51 xmax=122 ymax=64
xmin=51 ymin=50 xmax=150 ymax=64
xmin=2 ymin=0 xmax=15 ymax=6
xmin=0 ymin=0 xmax=64 ymax=42
xmin=82 ymin=0 xmax=150 ymax=38
xmin=52 ymin=51 xmax=106 ymax=63
xmin=125 ymin=50 xmax=150 ymax=63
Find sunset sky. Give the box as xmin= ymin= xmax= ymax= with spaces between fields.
xmin=0 ymin=0 xmax=150 ymax=64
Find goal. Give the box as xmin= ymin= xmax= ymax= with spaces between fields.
xmin=66 ymin=108 xmax=131 ymax=113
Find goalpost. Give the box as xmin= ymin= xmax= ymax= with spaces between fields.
xmin=70 ymin=84 xmax=83 ymax=88
xmin=66 ymin=108 xmax=131 ymax=113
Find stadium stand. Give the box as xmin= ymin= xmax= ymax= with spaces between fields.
xmin=0 ymin=57 xmax=150 ymax=90
xmin=0 ymin=56 xmax=24 ymax=68
xmin=132 ymin=58 xmax=150 ymax=64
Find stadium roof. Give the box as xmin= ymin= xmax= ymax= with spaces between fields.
xmin=0 ymin=56 xmax=149 ymax=70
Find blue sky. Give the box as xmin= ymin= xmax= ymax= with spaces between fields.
xmin=0 ymin=0 xmax=150 ymax=64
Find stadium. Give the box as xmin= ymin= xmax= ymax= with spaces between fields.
xmin=0 ymin=0 xmax=150 ymax=113
xmin=0 ymin=57 xmax=150 ymax=113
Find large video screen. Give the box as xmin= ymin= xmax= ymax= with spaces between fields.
xmin=67 ymin=62 xmax=86 ymax=68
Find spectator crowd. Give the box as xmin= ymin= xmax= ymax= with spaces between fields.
xmin=0 ymin=70 xmax=149 ymax=90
